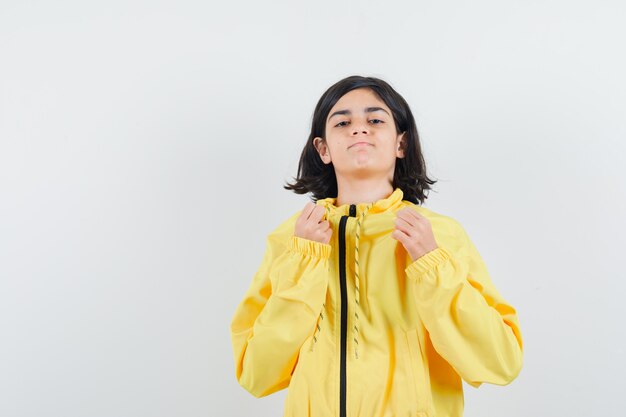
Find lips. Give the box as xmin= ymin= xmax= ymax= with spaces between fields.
xmin=350 ymin=142 xmax=372 ymax=148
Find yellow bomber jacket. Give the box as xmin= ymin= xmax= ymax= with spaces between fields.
xmin=230 ymin=188 xmax=524 ymax=417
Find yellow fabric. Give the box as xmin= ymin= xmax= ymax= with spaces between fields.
xmin=230 ymin=188 xmax=524 ymax=417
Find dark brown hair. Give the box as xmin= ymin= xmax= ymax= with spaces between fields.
xmin=284 ymin=75 xmax=437 ymax=205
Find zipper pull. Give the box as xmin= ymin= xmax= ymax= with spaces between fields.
xmin=349 ymin=204 xmax=356 ymax=217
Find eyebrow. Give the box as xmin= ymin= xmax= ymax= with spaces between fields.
xmin=328 ymin=106 xmax=390 ymax=121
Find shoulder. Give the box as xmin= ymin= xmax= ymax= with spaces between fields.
xmin=269 ymin=209 xmax=301 ymax=235
xmin=402 ymin=202 xmax=464 ymax=233
xmin=401 ymin=202 xmax=468 ymax=252
xmin=264 ymin=209 xmax=302 ymax=251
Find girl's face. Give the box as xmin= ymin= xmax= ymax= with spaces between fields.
xmin=313 ymin=88 xmax=405 ymax=182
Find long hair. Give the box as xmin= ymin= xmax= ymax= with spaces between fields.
xmin=283 ymin=75 xmax=437 ymax=205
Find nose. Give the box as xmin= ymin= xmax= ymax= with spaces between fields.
xmin=351 ymin=121 xmax=369 ymax=135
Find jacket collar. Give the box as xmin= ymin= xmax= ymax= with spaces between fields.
xmin=315 ymin=187 xmax=405 ymax=217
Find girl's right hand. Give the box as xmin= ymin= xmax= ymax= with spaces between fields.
xmin=294 ymin=202 xmax=332 ymax=244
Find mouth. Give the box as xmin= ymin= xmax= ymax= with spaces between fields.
xmin=350 ymin=142 xmax=372 ymax=148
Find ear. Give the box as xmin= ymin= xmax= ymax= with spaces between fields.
xmin=313 ymin=136 xmax=332 ymax=164
xmin=396 ymin=131 xmax=407 ymax=159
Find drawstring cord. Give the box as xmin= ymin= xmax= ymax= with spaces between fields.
xmin=311 ymin=188 xmax=403 ymax=358
xmin=353 ymin=203 xmax=374 ymax=360
xmin=310 ymin=205 xmax=333 ymax=352
xmin=310 ymin=202 xmax=375 ymax=360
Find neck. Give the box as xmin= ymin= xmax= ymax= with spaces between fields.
xmin=334 ymin=177 xmax=394 ymax=207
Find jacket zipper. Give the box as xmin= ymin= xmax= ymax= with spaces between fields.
xmin=339 ymin=204 xmax=357 ymax=417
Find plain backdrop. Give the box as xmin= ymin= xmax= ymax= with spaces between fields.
xmin=1 ymin=1 xmax=625 ymax=416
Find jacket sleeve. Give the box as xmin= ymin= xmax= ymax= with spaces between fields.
xmin=229 ymin=220 xmax=332 ymax=398
xmin=405 ymin=220 xmax=524 ymax=388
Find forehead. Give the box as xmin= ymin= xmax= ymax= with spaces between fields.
xmin=327 ymin=88 xmax=390 ymax=120
xmin=333 ymin=88 xmax=386 ymax=108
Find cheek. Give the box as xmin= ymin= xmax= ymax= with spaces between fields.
xmin=325 ymin=138 xmax=342 ymax=153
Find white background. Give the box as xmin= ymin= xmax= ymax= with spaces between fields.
xmin=1 ymin=1 xmax=625 ymax=416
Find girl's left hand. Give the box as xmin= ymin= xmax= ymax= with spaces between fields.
xmin=391 ymin=208 xmax=439 ymax=262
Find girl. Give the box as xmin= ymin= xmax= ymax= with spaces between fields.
xmin=230 ymin=75 xmax=524 ymax=417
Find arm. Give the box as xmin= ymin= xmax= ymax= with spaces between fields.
xmin=230 ymin=222 xmax=332 ymax=398
xmin=405 ymin=221 xmax=524 ymax=388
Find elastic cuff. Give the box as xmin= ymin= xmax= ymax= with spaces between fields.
xmin=405 ymin=247 xmax=451 ymax=279
xmin=288 ymin=236 xmax=332 ymax=259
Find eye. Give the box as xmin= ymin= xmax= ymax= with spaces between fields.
xmin=334 ymin=119 xmax=384 ymax=128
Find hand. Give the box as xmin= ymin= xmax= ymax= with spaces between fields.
xmin=391 ymin=207 xmax=439 ymax=262
xmin=294 ymin=202 xmax=332 ymax=244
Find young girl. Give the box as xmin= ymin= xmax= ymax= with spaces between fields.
xmin=230 ymin=75 xmax=524 ymax=417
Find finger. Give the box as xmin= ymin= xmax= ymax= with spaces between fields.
xmin=394 ymin=217 xmax=415 ymax=237
xmin=404 ymin=208 xmax=425 ymax=223
xmin=302 ymin=201 xmax=316 ymax=220
xmin=391 ymin=228 xmax=410 ymax=244
xmin=395 ymin=210 xmax=417 ymax=227
xmin=315 ymin=220 xmax=329 ymax=233
xmin=405 ymin=207 xmax=426 ymax=224
xmin=309 ymin=204 xmax=327 ymax=223
xmin=312 ymin=227 xmax=326 ymax=241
